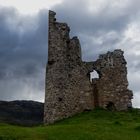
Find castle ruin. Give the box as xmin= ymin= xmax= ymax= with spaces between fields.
xmin=44 ymin=10 xmax=133 ymax=124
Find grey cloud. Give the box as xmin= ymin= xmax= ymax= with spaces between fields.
xmin=53 ymin=0 xmax=139 ymax=35
xmin=0 ymin=7 xmax=48 ymax=101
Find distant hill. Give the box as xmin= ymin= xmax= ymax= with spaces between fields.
xmin=0 ymin=100 xmax=44 ymax=126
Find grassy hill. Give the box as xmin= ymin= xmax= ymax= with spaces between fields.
xmin=0 ymin=108 xmax=140 ymax=140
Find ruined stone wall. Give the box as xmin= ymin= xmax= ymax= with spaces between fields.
xmin=44 ymin=11 xmax=94 ymax=124
xmin=44 ymin=11 xmax=133 ymax=124
xmin=93 ymin=50 xmax=133 ymax=110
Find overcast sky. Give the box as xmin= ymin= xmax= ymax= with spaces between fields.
xmin=0 ymin=0 xmax=140 ymax=107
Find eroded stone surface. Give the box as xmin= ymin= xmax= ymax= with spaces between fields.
xmin=44 ymin=11 xmax=133 ymax=124
xmin=93 ymin=50 xmax=133 ymax=110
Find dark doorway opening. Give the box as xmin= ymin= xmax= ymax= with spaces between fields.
xmin=106 ymin=101 xmax=116 ymax=111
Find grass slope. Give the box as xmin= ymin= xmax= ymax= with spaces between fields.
xmin=0 ymin=108 xmax=140 ymax=140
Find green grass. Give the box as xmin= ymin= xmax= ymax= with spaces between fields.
xmin=0 ymin=108 xmax=140 ymax=140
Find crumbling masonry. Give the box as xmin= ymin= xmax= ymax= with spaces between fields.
xmin=44 ymin=11 xmax=133 ymax=124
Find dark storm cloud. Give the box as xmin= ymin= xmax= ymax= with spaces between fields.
xmin=0 ymin=7 xmax=48 ymax=101
xmin=53 ymin=0 xmax=139 ymax=34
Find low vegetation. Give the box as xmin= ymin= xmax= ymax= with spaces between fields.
xmin=0 ymin=108 xmax=140 ymax=140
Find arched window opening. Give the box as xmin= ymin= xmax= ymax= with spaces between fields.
xmin=90 ymin=70 xmax=99 ymax=82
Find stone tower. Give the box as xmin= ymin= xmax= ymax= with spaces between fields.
xmin=44 ymin=10 xmax=133 ymax=124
